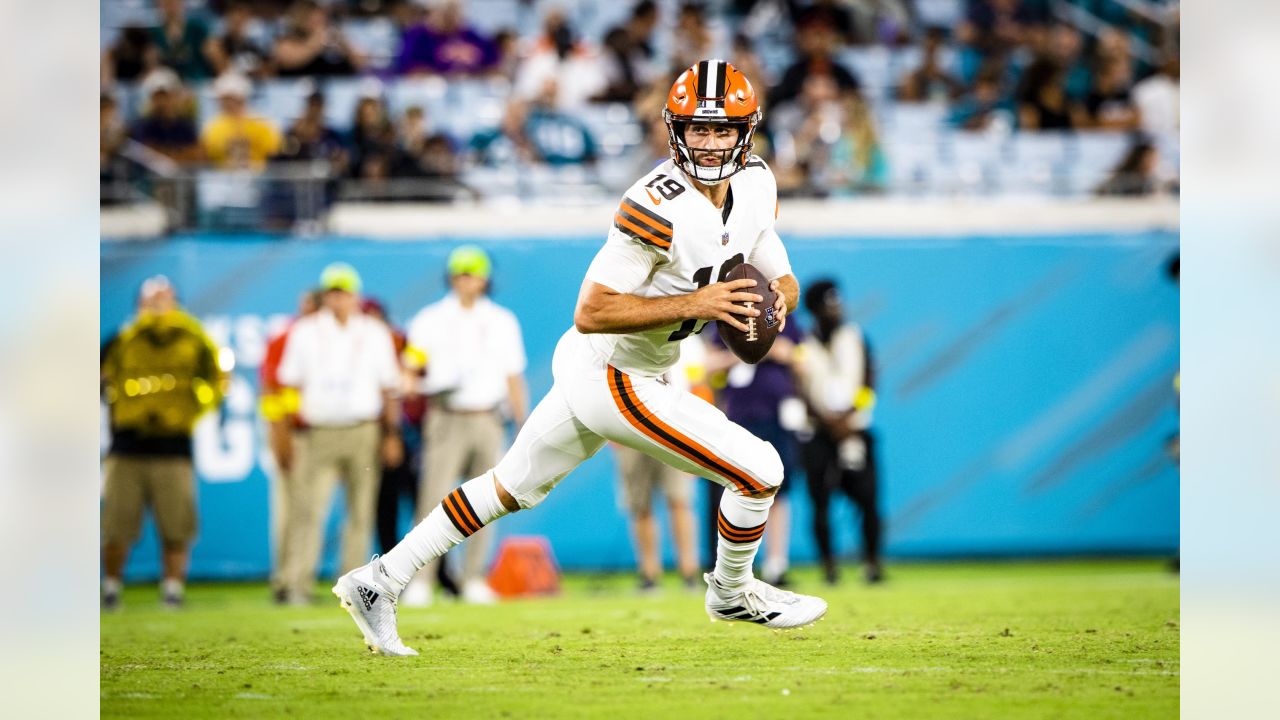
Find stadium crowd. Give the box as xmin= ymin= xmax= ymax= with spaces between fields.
xmin=101 ymin=0 xmax=1180 ymax=224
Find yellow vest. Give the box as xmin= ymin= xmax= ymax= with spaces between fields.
xmin=101 ymin=310 xmax=224 ymax=436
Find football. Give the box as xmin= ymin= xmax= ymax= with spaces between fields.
xmin=717 ymin=262 xmax=781 ymax=364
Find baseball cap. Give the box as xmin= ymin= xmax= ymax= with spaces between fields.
xmin=447 ymin=245 xmax=491 ymax=279
xmin=320 ymin=262 xmax=362 ymax=293
xmin=141 ymin=67 xmax=181 ymax=96
xmin=213 ymin=72 xmax=252 ymax=99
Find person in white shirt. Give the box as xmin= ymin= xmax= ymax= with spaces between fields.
xmin=276 ymin=263 xmax=402 ymax=605
xmin=795 ymin=279 xmax=883 ymax=585
xmin=400 ymin=245 xmax=528 ymax=606
xmin=1133 ymin=55 xmax=1179 ymax=137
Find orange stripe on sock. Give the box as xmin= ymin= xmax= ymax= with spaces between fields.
xmin=449 ymin=489 xmax=483 ymax=533
xmin=444 ymin=492 xmax=479 ymax=535
xmin=717 ymin=512 xmax=765 ymax=542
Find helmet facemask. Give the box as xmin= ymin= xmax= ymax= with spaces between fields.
xmin=665 ymin=110 xmax=760 ymax=185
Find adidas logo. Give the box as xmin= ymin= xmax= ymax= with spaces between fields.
xmin=357 ymin=586 xmax=380 ymax=611
xmin=715 ymin=605 xmax=782 ymax=625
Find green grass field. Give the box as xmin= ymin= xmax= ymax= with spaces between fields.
xmin=101 ymin=559 xmax=1178 ymax=718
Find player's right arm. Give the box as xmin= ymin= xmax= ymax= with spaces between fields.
xmin=574 ymin=278 xmax=763 ymax=335
xmin=575 ymin=187 xmax=764 ymax=335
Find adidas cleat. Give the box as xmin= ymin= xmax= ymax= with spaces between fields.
xmin=332 ymin=563 xmax=418 ymax=657
xmin=704 ymin=573 xmax=827 ymax=629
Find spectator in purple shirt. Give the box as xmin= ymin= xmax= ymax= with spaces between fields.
xmin=396 ymin=0 xmax=499 ymax=76
xmin=704 ymin=318 xmax=806 ymax=587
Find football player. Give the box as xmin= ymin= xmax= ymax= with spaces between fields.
xmin=334 ymin=60 xmax=826 ymax=655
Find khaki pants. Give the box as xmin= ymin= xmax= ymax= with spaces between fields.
xmin=615 ymin=444 xmax=691 ymax=516
xmin=102 ymin=455 xmax=197 ymax=547
xmin=268 ymin=437 xmax=297 ymax=593
xmin=418 ymin=409 xmax=504 ymax=587
xmin=282 ymin=422 xmax=381 ymax=598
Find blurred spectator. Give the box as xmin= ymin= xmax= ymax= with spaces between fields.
xmin=613 ymin=443 xmax=700 ymax=592
xmin=276 ymin=263 xmax=402 ymax=605
xmin=103 ymin=26 xmax=161 ymax=85
xmin=100 ymin=95 xmax=128 ymax=191
xmin=827 ymin=94 xmax=888 ymax=193
xmin=395 ymin=0 xmax=499 ymax=76
xmin=898 ymin=26 xmax=963 ymax=102
xmin=774 ymin=73 xmax=884 ymax=196
xmin=100 ymin=276 xmax=225 ymax=609
xmin=770 ymin=19 xmax=861 ymax=109
xmin=514 ymin=9 xmax=606 ymax=111
xmin=948 ymin=64 xmax=1010 ymax=130
xmin=276 ymin=91 xmax=348 ymax=172
xmin=1095 ymin=137 xmax=1163 ymax=197
xmin=1015 ymin=57 xmax=1084 ymax=130
xmin=792 ymin=0 xmax=858 ymax=45
xmin=596 ymin=1 xmax=660 ymax=103
xmin=348 ymin=93 xmax=416 ymax=186
xmin=401 ymin=246 xmax=528 ymax=606
xmin=200 ymin=73 xmax=283 ymax=169
xmin=956 ymin=0 xmax=1045 ymax=58
xmin=1046 ymin=22 xmax=1091 ymax=101
xmin=1133 ymin=54 xmax=1179 ymax=136
xmin=259 ymin=288 xmax=322 ymax=604
xmin=473 ymin=99 xmax=597 ymax=167
xmin=595 ymin=28 xmax=645 ymax=103
xmin=669 ymin=2 xmax=714 ymax=72
xmin=796 ymin=279 xmax=884 ymax=585
xmin=491 ymin=28 xmax=521 ymax=81
xmin=205 ymin=1 xmax=271 ymax=80
xmin=704 ymin=318 xmax=806 ymax=587
xmin=1083 ymin=58 xmax=1139 ymax=130
xmin=728 ymin=32 xmax=771 ymax=109
xmin=274 ymin=0 xmax=366 ymax=77
xmin=150 ymin=0 xmax=216 ymax=81
xmin=129 ymin=69 xmax=200 ymax=164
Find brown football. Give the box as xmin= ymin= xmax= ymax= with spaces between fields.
xmin=717 ymin=262 xmax=781 ymax=364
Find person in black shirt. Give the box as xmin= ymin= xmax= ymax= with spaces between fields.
xmin=130 ymin=70 xmax=200 ymax=164
xmin=1016 ymin=57 xmax=1086 ymax=130
xmin=206 ymin=1 xmax=271 ymax=79
xmin=274 ymin=0 xmax=366 ymax=77
xmin=770 ymin=19 xmax=862 ymax=109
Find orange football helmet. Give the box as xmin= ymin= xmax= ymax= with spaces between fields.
xmin=663 ymin=59 xmax=762 ymax=185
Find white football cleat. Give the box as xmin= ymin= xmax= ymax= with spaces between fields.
xmin=333 ymin=562 xmax=418 ymax=657
xmin=704 ymin=573 xmax=827 ymax=629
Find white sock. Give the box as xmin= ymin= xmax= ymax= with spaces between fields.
xmin=161 ymin=578 xmax=184 ymax=597
xmin=376 ymin=472 xmax=510 ymax=596
xmin=712 ymin=491 xmax=773 ymax=591
xmin=103 ymin=577 xmax=123 ymax=596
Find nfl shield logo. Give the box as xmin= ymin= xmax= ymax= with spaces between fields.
xmin=721 ymin=232 xmax=730 ymax=246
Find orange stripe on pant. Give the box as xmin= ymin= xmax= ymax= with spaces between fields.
xmin=607 ymin=366 xmax=764 ymax=495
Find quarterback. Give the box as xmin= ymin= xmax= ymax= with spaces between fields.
xmin=334 ymin=60 xmax=827 ymax=655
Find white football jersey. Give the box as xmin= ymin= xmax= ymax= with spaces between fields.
xmin=580 ymin=156 xmax=793 ymax=377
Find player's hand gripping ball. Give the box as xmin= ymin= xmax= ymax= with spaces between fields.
xmin=717 ymin=263 xmax=782 ymax=364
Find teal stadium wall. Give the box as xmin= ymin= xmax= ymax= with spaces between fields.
xmin=101 ymin=230 xmax=1180 ymax=580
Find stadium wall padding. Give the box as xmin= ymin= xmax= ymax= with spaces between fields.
xmin=102 ymin=230 xmax=1180 ymax=580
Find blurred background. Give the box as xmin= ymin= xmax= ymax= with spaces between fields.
xmin=99 ymin=0 xmax=1180 ymax=583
